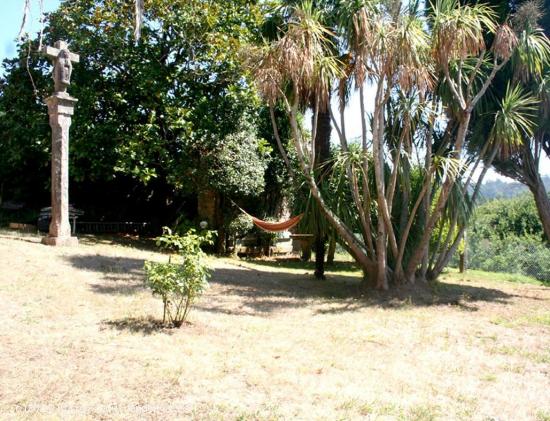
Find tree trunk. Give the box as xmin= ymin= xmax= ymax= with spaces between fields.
xmin=376 ymin=223 xmax=388 ymax=289
xmin=529 ymin=174 xmax=550 ymax=244
xmin=286 ymin=99 xmax=378 ymax=282
xmin=215 ymin=194 xmax=226 ymax=254
xmin=197 ymin=189 xmax=217 ymax=229
xmin=327 ymin=235 xmax=336 ymax=265
xmin=314 ymin=233 xmax=326 ymax=279
xmin=405 ymin=112 xmax=471 ymax=280
xmin=312 ymin=108 xmax=331 ymax=280
xmin=458 ymin=229 xmax=467 ymax=273
xmin=419 ymin=121 xmax=434 ymax=280
xmin=197 ymin=189 xmax=225 ymax=253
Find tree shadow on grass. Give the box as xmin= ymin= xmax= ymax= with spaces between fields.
xmin=64 ymin=253 xmax=520 ymax=315
xmin=100 ymin=316 xmax=175 ymax=335
xmin=240 ymin=257 xmax=359 ymax=273
xmin=65 ymin=254 xmax=147 ymax=295
xmin=78 ymin=234 xmax=158 ymax=252
xmin=199 ymin=265 xmax=517 ymax=315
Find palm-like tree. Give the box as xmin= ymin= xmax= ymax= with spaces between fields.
xmin=487 ymin=1 xmax=550 ymax=243
xmin=252 ymin=0 xmax=549 ymax=288
xmin=260 ymin=0 xmax=340 ymax=279
xmin=431 ymin=83 xmax=539 ymax=276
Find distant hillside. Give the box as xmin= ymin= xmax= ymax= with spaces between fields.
xmin=480 ymin=176 xmax=550 ymax=201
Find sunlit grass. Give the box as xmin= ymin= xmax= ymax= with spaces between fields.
xmin=0 ymin=235 xmax=549 ymax=419
xmin=442 ymin=267 xmax=546 ymax=286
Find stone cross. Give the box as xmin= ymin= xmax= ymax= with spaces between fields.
xmin=41 ymin=41 xmax=80 ymax=247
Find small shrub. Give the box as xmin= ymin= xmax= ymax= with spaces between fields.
xmin=144 ymin=228 xmax=214 ymax=327
xmin=227 ymin=213 xmax=254 ymax=238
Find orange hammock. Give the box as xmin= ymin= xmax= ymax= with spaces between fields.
xmin=249 ymin=213 xmax=303 ymax=232
xmin=233 ymin=202 xmax=303 ymax=232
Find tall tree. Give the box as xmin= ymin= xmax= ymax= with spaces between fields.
xmin=466 ymin=0 xmax=550 ymax=243
xmin=262 ymin=0 xmax=337 ymax=278
xmin=2 ymin=0 xmax=272 ymax=233
xmin=251 ymin=0 xmax=548 ymax=288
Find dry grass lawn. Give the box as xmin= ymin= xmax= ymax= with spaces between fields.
xmin=0 ymin=231 xmax=549 ymax=420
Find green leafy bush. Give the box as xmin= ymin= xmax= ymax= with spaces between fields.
xmin=467 ymin=233 xmax=550 ymax=282
xmin=460 ymin=194 xmax=550 ymax=282
xmin=473 ymin=194 xmax=544 ymax=240
xmin=227 ymin=214 xmax=254 ymax=238
xmin=144 ymin=228 xmax=214 ymax=327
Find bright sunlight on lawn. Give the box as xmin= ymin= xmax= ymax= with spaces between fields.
xmin=0 ymin=232 xmax=549 ymax=420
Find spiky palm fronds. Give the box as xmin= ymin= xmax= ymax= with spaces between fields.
xmin=430 ymin=0 xmax=497 ymax=64
xmin=431 ymin=155 xmax=464 ymax=184
xmin=253 ymin=1 xmax=342 ymax=108
xmin=513 ymin=25 xmax=550 ymax=81
xmin=492 ymin=83 xmax=538 ymax=159
xmin=492 ymin=24 xmax=518 ymax=62
xmin=393 ymin=13 xmax=434 ymax=95
xmin=336 ymin=0 xmax=433 ymax=93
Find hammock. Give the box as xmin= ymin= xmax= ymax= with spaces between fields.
xmin=249 ymin=213 xmax=303 ymax=232
xmin=233 ymin=202 xmax=303 ymax=233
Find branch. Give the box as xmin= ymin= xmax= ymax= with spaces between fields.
xmin=18 ymin=0 xmax=31 ymax=41
xmin=372 ymin=80 xmax=399 ymax=259
xmin=330 ymin=107 xmax=346 ymax=149
xmin=289 ymin=98 xmax=375 ymax=269
xmin=387 ymin=121 xmax=409 ymax=210
xmin=444 ymin=63 xmax=466 ymax=110
xmin=468 ymin=56 xmax=509 ymax=111
xmin=134 ymin=0 xmax=144 ymax=41
xmin=38 ymin=0 xmax=44 ymax=52
xmin=269 ymin=105 xmax=295 ymax=178
xmin=466 ymin=50 xmax=486 ymax=98
xmin=330 ymin=103 xmax=375 ymax=256
xmin=311 ymin=96 xmax=319 ymax=165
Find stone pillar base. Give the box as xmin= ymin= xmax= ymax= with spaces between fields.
xmin=41 ymin=236 xmax=79 ymax=247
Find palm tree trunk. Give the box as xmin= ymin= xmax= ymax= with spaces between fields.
xmin=406 ymin=112 xmax=472 ymax=280
xmin=314 ymin=232 xmax=327 ymax=279
xmin=376 ymin=222 xmax=388 ymax=289
xmin=286 ymin=99 xmax=378 ymax=278
xmin=327 ymin=235 xmax=336 ymax=265
xmin=269 ymin=105 xmax=294 ymax=177
xmin=419 ymin=118 xmax=434 ymax=280
xmin=430 ymin=141 xmax=500 ymax=278
xmin=528 ymin=173 xmax=550 ymax=244
xmin=312 ymin=107 xmax=331 ymax=279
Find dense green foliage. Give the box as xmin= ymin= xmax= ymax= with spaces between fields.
xmin=144 ymin=228 xmax=213 ymax=326
xmin=467 ymin=234 xmax=550 ymax=282
xmin=473 ymin=194 xmax=545 ymax=239
xmin=227 ymin=213 xmax=254 ymax=238
xmin=0 ymin=0 xmax=288 ymax=229
xmin=0 ymin=51 xmax=51 ymax=204
xmin=466 ymin=194 xmax=550 ymax=281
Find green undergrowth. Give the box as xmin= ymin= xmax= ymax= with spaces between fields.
xmin=442 ymin=268 xmax=546 ymax=286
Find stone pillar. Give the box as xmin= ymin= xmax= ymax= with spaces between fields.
xmin=41 ymin=92 xmax=78 ymax=247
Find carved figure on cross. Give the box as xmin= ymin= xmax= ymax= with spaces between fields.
xmin=42 ymin=40 xmax=80 ymax=93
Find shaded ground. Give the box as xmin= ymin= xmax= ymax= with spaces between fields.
xmin=0 ymin=231 xmax=549 ymax=420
